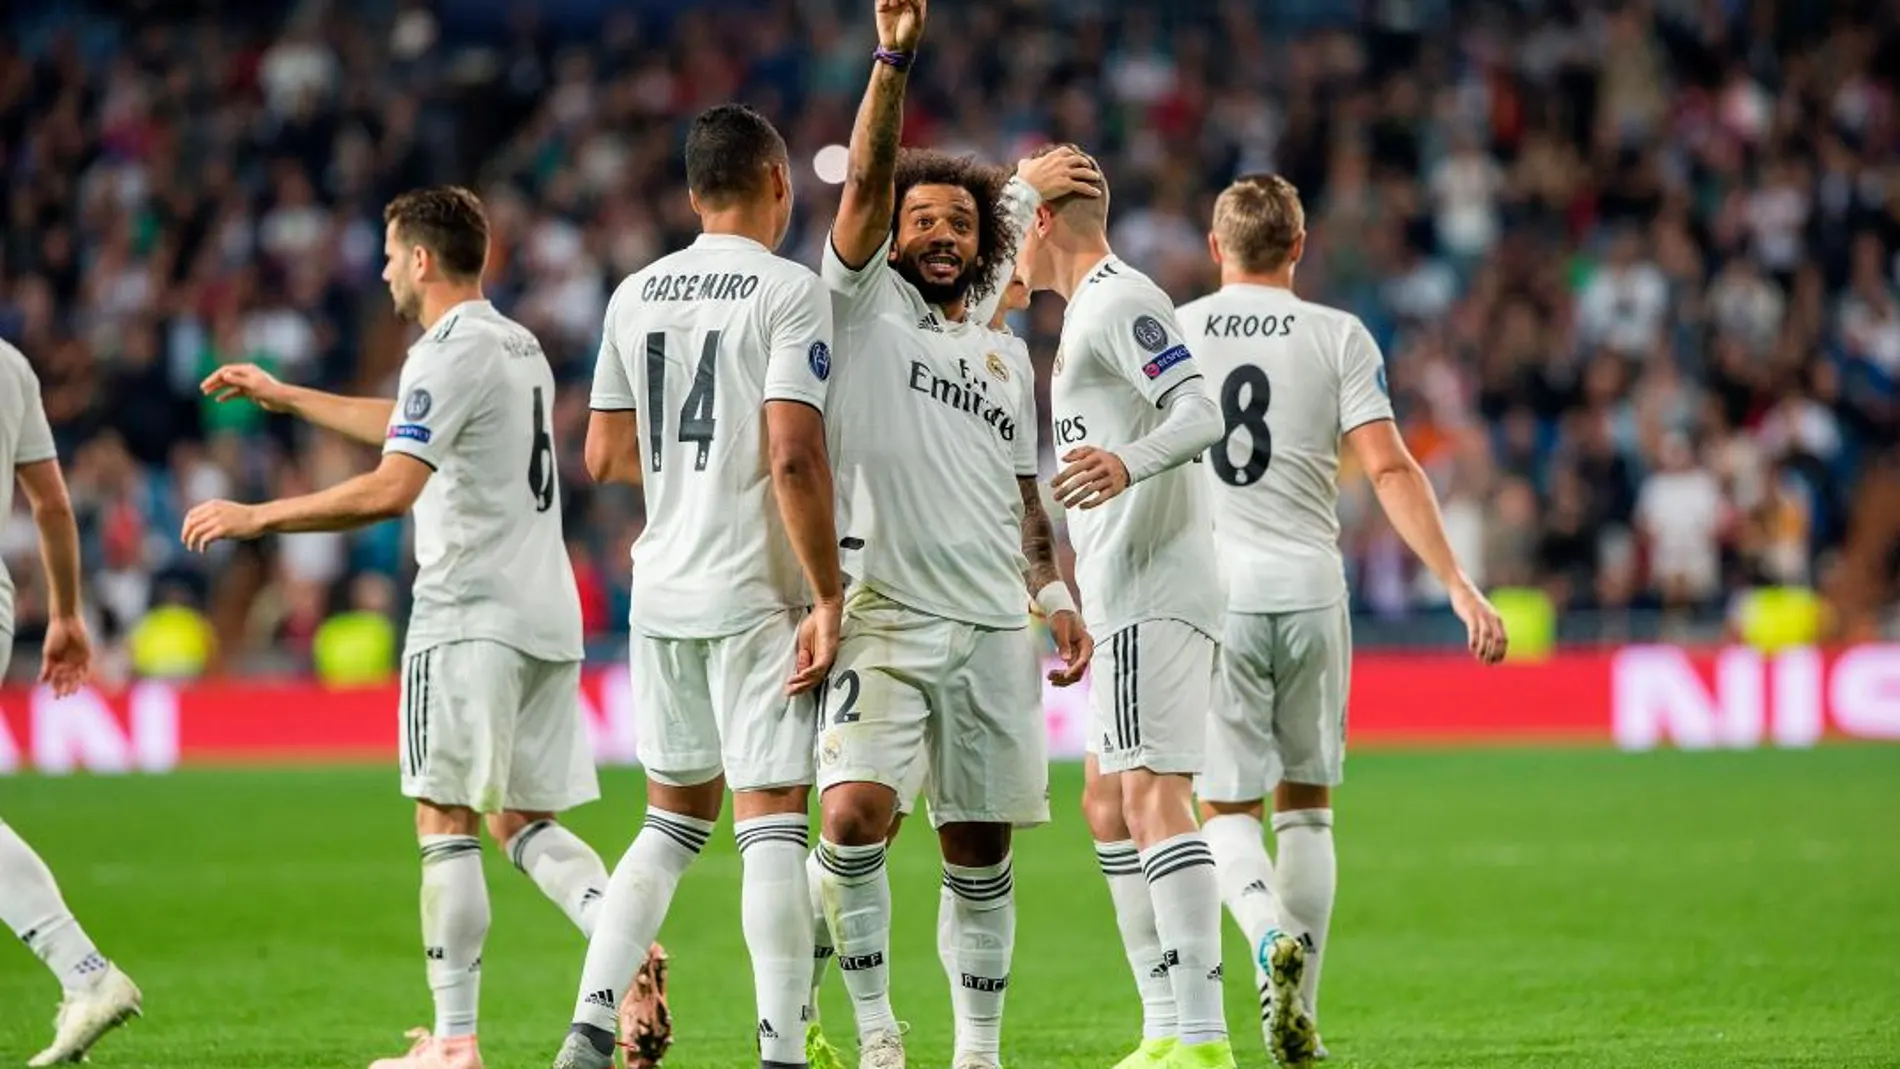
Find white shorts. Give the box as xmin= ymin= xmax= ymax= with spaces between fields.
xmin=400 ymin=640 xmax=598 ymax=813
xmin=1199 ymin=602 xmax=1352 ymax=801
xmin=1087 ymin=620 xmax=1215 ymax=775
xmin=817 ymin=589 xmax=1048 ymax=829
xmin=630 ymin=610 xmax=816 ymax=792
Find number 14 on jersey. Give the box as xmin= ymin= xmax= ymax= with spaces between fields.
xmin=644 ymin=330 xmax=720 ymax=473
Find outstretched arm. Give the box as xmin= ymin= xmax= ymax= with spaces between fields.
xmin=830 ymin=0 xmax=928 ymax=269
xmin=182 ymin=454 xmax=431 ymax=549
xmin=203 ymin=364 xmax=393 ymax=447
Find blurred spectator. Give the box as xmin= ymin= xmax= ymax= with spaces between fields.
xmin=6 ymin=0 xmax=1900 ymax=672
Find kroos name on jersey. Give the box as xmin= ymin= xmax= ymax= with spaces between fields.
xmin=639 ymin=271 xmax=761 ymax=303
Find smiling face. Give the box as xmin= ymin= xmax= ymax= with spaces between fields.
xmin=890 ymin=182 xmax=982 ymax=308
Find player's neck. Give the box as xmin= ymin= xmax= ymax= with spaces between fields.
xmin=698 ymin=209 xmax=779 ymax=251
xmin=1053 ymin=238 xmax=1114 ymax=301
xmin=418 ymin=284 xmax=485 ymax=331
xmin=1221 ymin=268 xmax=1296 ymax=291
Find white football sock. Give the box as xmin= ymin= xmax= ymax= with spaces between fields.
xmin=1142 ymin=832 xmax=1228 ymax=1047
xmin=815 ymin=838 xmax=898 ymax=1039
xmin=419 ymin=835 xmax=490 ymax=1039
xmin=939 ymin=857 xmax=1016 ymax=1063
xmin=507 ymin=819 xmax=610 ymax=937
xmin=570 ymin=809 xmax=712 ymax=1032
xmin=1273 ymin=808 xmax=1336 ymax=1020
xmin=806 ymin=848 xmax=834 ymax=1023
xmin=1095 ymin=840 xmax=1177 ymax=1041
xmin=1203 ymin=814 xmax=1280 ymax=948
xmin=736 ymin=815 xmax=815 ymax=1067
xmin=0 ymin=821 xmax=110 ymax=994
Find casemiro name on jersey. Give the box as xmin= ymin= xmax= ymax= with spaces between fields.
xmin=640 ymin=272 xmax=762 ymax=303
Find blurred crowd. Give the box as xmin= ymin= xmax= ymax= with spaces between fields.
xmin=5 ymin=0 xmax=1900 ymax=678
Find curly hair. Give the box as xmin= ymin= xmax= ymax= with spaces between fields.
xmin=891 ymin=149 xmax=1015 ymax=307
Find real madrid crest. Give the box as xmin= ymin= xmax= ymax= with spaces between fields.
xmin=1053 ymin=347 xmax=1065 ymax=374
xmin=984 ymin=352 xmax=1010 ymax=382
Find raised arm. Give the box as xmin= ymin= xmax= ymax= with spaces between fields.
xmin=202 ymin=364 xmax=394 ymax=447
xmin=831 ymin=0 xmax=928 ymax=269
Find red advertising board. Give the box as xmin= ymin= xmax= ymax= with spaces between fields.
xmin=3 ymin=646 xmax=1897 ymax=775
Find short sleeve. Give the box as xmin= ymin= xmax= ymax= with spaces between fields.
xmin=1099 ymin=286 xmax=1203 ymax=408
xmin=384 ymin=344 xmax=487 ymax=470
xmin=762 ymin=269 xmax=835 ymax=414
xmin=11 ymin=361 xmax=56 ymax=465
xmin=822 ymin=232 xmax=897 ymax=305
xmin=591 ymin=285 xmax=637 ymax=411
xmin=1338 ymin=319 xmax=1395 ymax=433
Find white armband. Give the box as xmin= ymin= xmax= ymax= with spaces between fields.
xmin=1034 ymin=581 xmax=1077 ymax=619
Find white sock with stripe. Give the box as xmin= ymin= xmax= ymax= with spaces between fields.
xmin=419 ymin=835 xmax=489 ymax=1039
xmin=1095 ymin=839 xmax=1178 ymax=1041
xmin=569 ymin=809 xmax=712 ymax=1035
xmin=938 ymin=857 xmax=1016 ymax=1062
xmin=815 ymin=839 xmax=898 ymax=1039
xmin=736 ymin=815 xmax=815 ymax=1068
xmin=1273 ymin=808 xmax=1336 ymax=1020
xmin=805 ymin=848 xmax=834 ymax=1022
xmin=507 ymin=820 xmax=609 ymax=937
xmin=1142 ymin=832 xmax=1228 ymax=1047
xmin=0 ymin=821 xmax=111 ymax=994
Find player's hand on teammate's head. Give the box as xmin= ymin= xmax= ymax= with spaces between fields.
xmin=201 ymin=363 xmax=291 ymax=412
xmin=181 ymin=500 xmax=265 ymax=553
xmin=788 ymin=596 xmax=843 ymax=696
xmin=874 ymin=0 xmax=926 ymax=51
xmin=1451 ymin=582 xmax=1508 ymax=665
xmin=1046 ymin=610 xmax=1093 ymax=687
xmin=1052 ymin=446 xmax=1131 ymax=510
xmin=1016 ymin=146 xmax=1103 ymax=204
xmin=38 ymin=614 xmax=92 ymax=699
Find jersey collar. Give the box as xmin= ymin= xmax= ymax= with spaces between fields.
xmin=692 ymin=233 xmax=772 ymax=254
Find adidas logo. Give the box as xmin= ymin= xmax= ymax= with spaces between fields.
xmin=1206 ymin=964 xmax=1224 ymax=982
xmin=1242 ymin=880 xmax=1270 ymax=896
xmin=425 ymin=946 xmax=446 ymax=961
xmin=583 ymin=989 xmax=616 ymax=1009
xmin=916 ymin=314 xmax=944 ymax=333
xmin=758 ymin=1019 xmax=780 ymax=1040
xmin=580 ymin=888 xmax=603 ymax=906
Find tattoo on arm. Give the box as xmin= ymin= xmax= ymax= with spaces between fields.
xmin=835 ymin=64 xmax=908 ymax=265
xmin=1018 ymin=476 xmax=1061 ymax=594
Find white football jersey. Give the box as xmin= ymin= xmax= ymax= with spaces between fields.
xmin=592 ymin=233 xmax=834 ymax=639
xmin=1180 ymin=284 xmax=1395 ymax=613
xmin=383 ymin=300 xmax=584 ymax=662
xmin=823 ymin=235 xmax=1037 ymax=630
xmin=1052 ymin=256 xmax=1223 ymax=638
xmin=0 ymin=341 xmax=58 ymax=636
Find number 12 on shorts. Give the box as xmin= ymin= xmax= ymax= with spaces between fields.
xmin=820 ymin=669 xmax=861 ymax=725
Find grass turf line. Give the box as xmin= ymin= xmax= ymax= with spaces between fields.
xmin=1 ymin=748 xmax=1896 ymax=1068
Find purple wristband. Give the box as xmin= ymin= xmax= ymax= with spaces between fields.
xmin=873 ymin=47 xmax=915 ymax=71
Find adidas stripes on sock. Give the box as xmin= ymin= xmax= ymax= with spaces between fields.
xmin=1273 ymin=808 xmax=1336 ymax=1020
xmin=938 ymin=856 xmax=1016 ymax=1063
xmin=1142 ymin=832 xmax=1228 ymax=1047
xmin=419 ymin=835 xmax=490 ymax=1039
xmin=569 ymin=810 xmax=712 ymax=1034
xmin=815 ymin=838 xmax=898 ymax=1039
xmin=736 ymin=814 xmax=814 ymax=1067
xmin=507 ymin=819 xmax=610 ymax=937
xmin=1095 ymin=840 xmax=1178 ymax=1041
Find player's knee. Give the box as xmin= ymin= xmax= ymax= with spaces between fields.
xmin=1120 ymin=771 xmax=1194 ymax=844
xmin=937 ymin=821 xmax=1010 ymax=867
xmin=1081 ymin=773 xmax=1128 ymax=841
xmin=819 ymin=782 xmax=897 ymax=846
xmin=414 ymin=800 xmax=480 ymax=838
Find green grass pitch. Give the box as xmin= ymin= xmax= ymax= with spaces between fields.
xmin=2 ymin=748 xmax=1898 ymax=1068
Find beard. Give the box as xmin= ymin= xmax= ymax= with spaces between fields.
xmin=893 ymin=252 xmax=976 ymax=309
xmin=391 ymin=287 xmax=422 ymax=322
